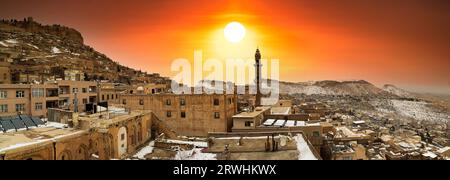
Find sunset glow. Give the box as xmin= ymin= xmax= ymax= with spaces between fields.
xmin=1 ymin=0 xmax=449 ymax=94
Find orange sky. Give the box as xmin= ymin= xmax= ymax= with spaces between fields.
xmin=1 ymin=0 xmax=449 ymax=94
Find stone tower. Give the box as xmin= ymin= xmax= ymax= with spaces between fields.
xmin=255 ymin=48 xmax=262 ymax=106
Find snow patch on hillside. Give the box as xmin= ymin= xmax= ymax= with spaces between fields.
xmin=391 ymin=100 xmax=449 ymax=123
xmin=52 ymin=47 xmax=61 ymax=54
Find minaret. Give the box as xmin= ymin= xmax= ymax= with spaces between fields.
xmin=255 ymin=48 xmax=262 ymax=106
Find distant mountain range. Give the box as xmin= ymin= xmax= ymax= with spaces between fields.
xmin=277 ymin=80 xmax=414 ymax=98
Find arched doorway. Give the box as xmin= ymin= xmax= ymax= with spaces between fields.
xmin=117 ymin=126 xmax=127 ymax=157
xmin=59 ymin=150 xmax=72 ymax=160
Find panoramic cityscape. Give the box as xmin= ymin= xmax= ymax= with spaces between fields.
xmin=0 ymin=0 xmax=449 ymax=162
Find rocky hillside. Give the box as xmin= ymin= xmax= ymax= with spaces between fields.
xmin=0 ymin=17 xmax=169 ymax=84
xmin=383 ymin=84 xmax=413 ymax=98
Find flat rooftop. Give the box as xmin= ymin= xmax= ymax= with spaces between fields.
xmin=0 ymin=122 xmax=85 ymax=153
xmin=78 ymin=109 xmax=151 ymax=128
xmin=233 ymin=106 xmax=271 ymax=118
xmin=270 ymin=107 xmax=291 ymax=115
xmin=335 ymin=126 xmax=370 ymax=139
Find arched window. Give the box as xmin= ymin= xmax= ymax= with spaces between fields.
xmin=59 ymin=150 xmax=72 ymax=160
xmin=78 ymin=145 xmax=89 ymax=160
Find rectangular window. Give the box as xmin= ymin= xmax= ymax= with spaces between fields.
xmin=166 ymin=111 xmax=172 ymax=118
xmin=107 ymin=94 xmax=110 ymax=100
xmin=166 ymin=99 xmax=171 ymax=106
xmin=32 ymin=88 xmax=44 ymax=97
xmin=16 ymin=90 xmax=25 ymax=98
xmin=122 ymin=99 xmax=127 ymax=105
xmin=313 ymin=131 xmax=320 ymax=137
xmin=245 ymin=121 xmax=253 ymax=127
xmin=35 ymin=103 xmax=43 ymax=111
xmin=82 ymin=98 xmax=88 ymax=104
xmin=214 ymin=112 xmax=220 ymax=119
xmin=82 ymin=88 xmax=87 ymax=93
xmin=16 ymin=104 xmax=25 ymax=112
xmin=139 ymin=99 xmax=144 ymax=105
xmin=181 ymin=111 xmax=186 ymax=118
xmin=72 ymin=88 xmax=78 ymax=94
xmin=180 ymin=98 xmax=185 ymax=106
xmin=213 ymin=98 xmax=220 ymax=106
xmin=121 ymin=134 xmax=125 ymax=140
xmin=116 ymin=94 xmax=118 ymax=99
xmin=102 ymin=95 xmax=105 ymax=101
xmin=0 ymin=104 xmax=8 ymax=112
xmin=0 ymin=91 xmax=7 ymax=99
xmin=228 ymin=98 xmax=232 ymax=104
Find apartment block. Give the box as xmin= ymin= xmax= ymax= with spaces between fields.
xmin=0 ymin=80 xmax=97 ymax=117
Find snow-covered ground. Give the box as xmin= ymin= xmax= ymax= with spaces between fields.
xmin=391 ymin=100 xmax=449 ymax=123
xmin=130 ymin=140 xmax=214 ymax=160
xmin=294 ymin=135 xmax=318 ymax=160
xmin=174 ymin=148 xmax=216 ymax=160
xmin=133 ymin=141 xmax=155 ymax=159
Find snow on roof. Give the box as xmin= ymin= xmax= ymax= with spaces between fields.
xmin=353 ymin=120 xmax=366 ymax=124
xmin=165 ymin=139 xmax=208 ymax=148
xmin=306 ymin=122 xmax=321 ymax=126
xmin=216 ymin=136 xmax=275 ymax=140
xmin=44 ymin=122 xmax=69 ymax=129
xmin=336 ymin=126 xmax=367 ymax=138
xmin=397 ymin=142 xmax=419 ymax=151
xmin=294 ymin=135 xmax=318 ymax=160
xmin=437 ymin=146 xmax=450 ymax=154
xmin=422 ymin=151 xmax=437 ymax=159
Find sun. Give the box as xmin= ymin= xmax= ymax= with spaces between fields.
xmin=224 ymin=22 xmax=246 ymax=43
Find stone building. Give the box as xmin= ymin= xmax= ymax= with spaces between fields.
xmin=0 ymin=61 xmax=11 ymax=84
xmin=0 ymin=110 xmax=153 ymax=160
xmin=119 ymin=93 xmax=237 ymax=137
xmin=98 ymin=82 xmax=129 ymax=105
